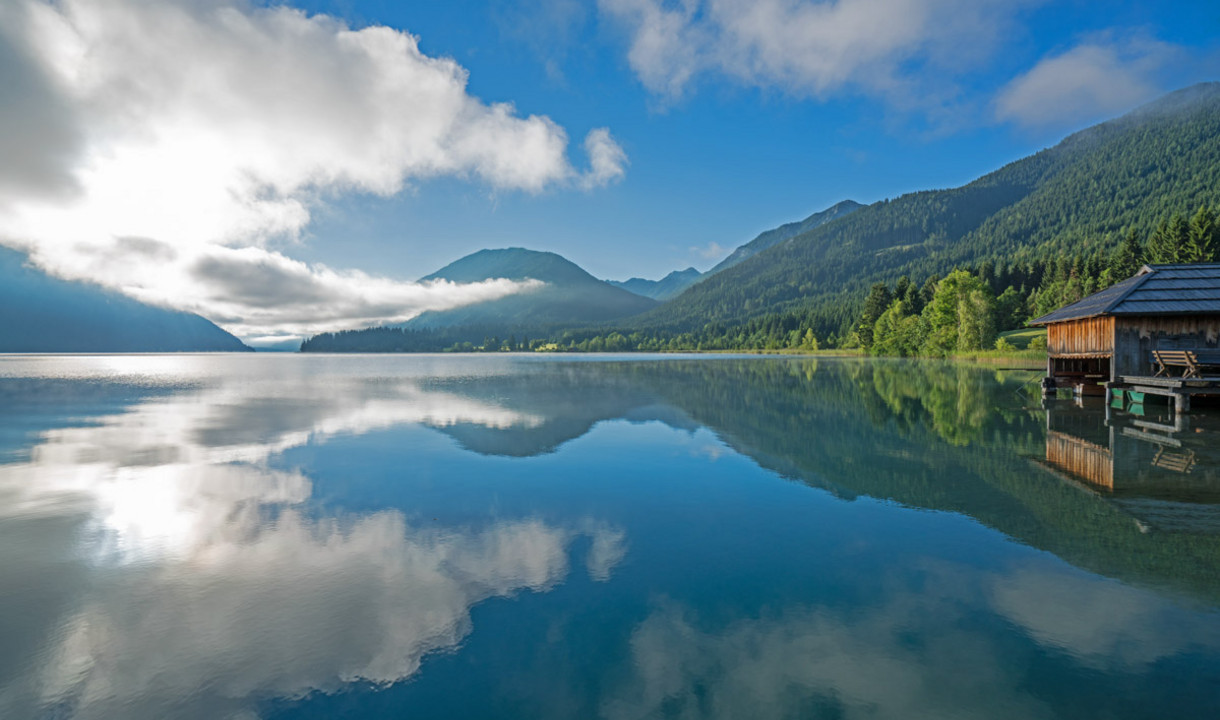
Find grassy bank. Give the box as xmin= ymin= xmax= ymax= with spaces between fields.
xmin=950 ymin=349 xmax=1046 ymax=366
xmin=706 ymin=348 xmax=866 ymax=356
xmin=996 ymin=327 xmax=1047 ymax=349
xmin=709 ymin=346 xmax=1045 ymax=367
xmin=945 ymin=327 xmax=1047 ymax=366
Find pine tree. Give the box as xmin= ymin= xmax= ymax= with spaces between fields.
xmin=1169 ymin=215 xmax=1199 ymax=262
xmin=901 ymin=277 xmax=921 ymax=311
xmin=919 ymin=275 xmax=939 ymax=308
xmin=1062 ymin=267 xmax=1084 ymax=306
xmin=976 ymin=260 xmax=995 ymax=291
xmin=856 ymin=282 xmax=893 ymax=348
xmin=1190 ymin=205 xmax=1218 ymax=262
xmin=995 ymin=286 xmax=1024 ymax=330
xmin=1110 ymin=228 xmax=1144 ymax=279
xmin=1146 ymin=218 xmax=1177 ymax=264
xmin=893 ymin=276 xmax=912 ymax=304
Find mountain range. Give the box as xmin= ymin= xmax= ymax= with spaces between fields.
xmin=633 ymin=82 xmax=1220 ymax=337
xmin=0 ymin=248 xmax=250 ymax=353
xmin=9 ymin=82 xmax=1220 ymax=353
xmin=306 ymin=82 xmax=1220 ymax=351
xmin=604 ymin=200 xmax=863 ymax=302
xmin=607 ymin=267 xmax=703 ymax=301
xmin=406 ymin=248 xmax=656 ymax=330
xmin=302 ymin=199 xmax=874 ymax=350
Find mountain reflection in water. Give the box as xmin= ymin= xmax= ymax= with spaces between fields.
xmin=1 ymin=354 xmax=1218 ymax=720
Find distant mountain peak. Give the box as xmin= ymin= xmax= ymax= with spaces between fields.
xmin=421 ymin=247 xmax=599 ymax=287
xmin=403 ymin=247 xmax=656 ymax=332
xmin=1051 ymin=81 xmax=1220 ymax=157
xmin=1133 ymin=81 xmax=1220 ymax=115
xmin=607 ymin=267 xmax=704 ymax=301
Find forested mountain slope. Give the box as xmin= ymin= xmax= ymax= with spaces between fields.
xmin=708 ymin=199 xmax=863 ymax=274
xmin=0 ymin=247 xmax=250 ymax=352
xmin=638 ymin=83 xmax=1220 ymax=336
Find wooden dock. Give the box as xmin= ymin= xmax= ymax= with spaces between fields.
xmin=1113 ymin=375 xmax=1220 ymax=412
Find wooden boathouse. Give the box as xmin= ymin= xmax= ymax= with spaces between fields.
xmin=1029 ymin=263 xmax=1220 ymax=411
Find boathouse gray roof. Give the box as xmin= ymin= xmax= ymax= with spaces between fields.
xmin=1029 ymin=263 xmax=1220 ymax=325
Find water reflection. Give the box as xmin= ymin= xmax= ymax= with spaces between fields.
xmin=421 ymin=370 xmax=685 ymax=457
xmin=1 ymin=372 xmax=550 ymax=560
xmin=0 ymin=356 xmax=625 ymax=719
xmin=547 ymin=359 xmax=1220 ymax=605
xmin=1043 ymin=400 xmax=1220 ymax=533
xmin=605 ymin=559 xmax=1220 ymax=720
xmin=36 ymin=516 xmax=608 ymax=720
xmin=2 ymin=355 xmax=1220 ymax=719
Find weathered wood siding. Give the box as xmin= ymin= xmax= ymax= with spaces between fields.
xmin=1047 ymin=316 xmax=1114 ymax=357
xmin=1113 ymin=315 xmax=1220 ymax=376
xmin=1046 ymin=430 xmax=1114 ymax=490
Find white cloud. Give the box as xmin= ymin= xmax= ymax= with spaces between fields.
xmin=995 ymin=38 xmax=1177 ymax=129
xmin=690 ymin=241 xmax=726 ymax=260
xmin=0 ymin=0 xmax=626 ymax=341
xmin=600 ymin=0 xmax=708 ymax=99
xmin=582 ymin=127 xmax=630 ymax=189
xmin=598 ymin=0 xmax=1037 ymax=107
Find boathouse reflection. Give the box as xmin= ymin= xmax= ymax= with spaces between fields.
xmin=1042 ymin=399 xmax=1220 ymax=532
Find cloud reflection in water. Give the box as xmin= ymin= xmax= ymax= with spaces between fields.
xmin=602 ymin=560 xmax=1220 ymax=720
xmin=0 ymin=362 xmax=623 ymax=719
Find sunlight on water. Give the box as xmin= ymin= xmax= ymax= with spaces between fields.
xmin=1 ymin=354 xmax=1218 ymax=719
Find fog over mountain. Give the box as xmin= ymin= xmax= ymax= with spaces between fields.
xmin=0 ymin=247 xmax=249 ymax=352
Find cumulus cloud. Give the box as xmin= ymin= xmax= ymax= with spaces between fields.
xmin=0 ymin=0 xmax=626 ymax=342
xmin=0 ymin=3 xmax=82 ymax=202
xmin=582 ymin=127 xmax=630 ymax=189
xmin=186 ymin=247 xmax=547 ymax=340
xmin=598 ymin=0 xmax=1037 ymax=107
xmin=995 ymin=37 xmax=1178 ymax=129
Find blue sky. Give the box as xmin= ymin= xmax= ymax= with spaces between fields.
xmin=1 ymin=0 xmax=1217 ymax=343
xmin=291 ymin=0 xmax=1220 ymax=280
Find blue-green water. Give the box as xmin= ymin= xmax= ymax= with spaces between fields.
xmin=1 ymin=354 xmax=1218 ymax=720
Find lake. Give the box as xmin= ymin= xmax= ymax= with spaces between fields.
xmin=1 ymin=354 xmax=1218 ymax=720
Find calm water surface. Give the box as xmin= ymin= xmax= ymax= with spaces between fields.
xmin=1 ymin=354 xmax=1218 ymax=719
